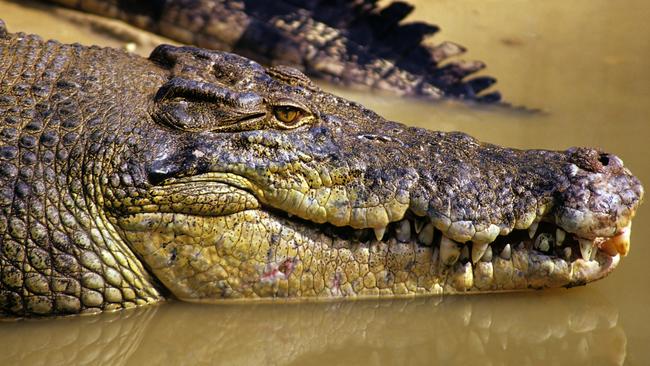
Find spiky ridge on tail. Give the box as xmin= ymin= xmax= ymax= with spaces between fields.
xmin=43 ymin=0 xmax=500 ymax=102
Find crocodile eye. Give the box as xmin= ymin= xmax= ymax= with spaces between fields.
xmin=273 ymin=106 xmax=303 ymax=126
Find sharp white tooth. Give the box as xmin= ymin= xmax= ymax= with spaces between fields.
xmin=452 ymin=262 xmax=473 ymax=291
xmin=600 ymin=224 xmax=631 ymax=256
xmin=563 ymin=247 xmax=572 ymax=261
xmin=590 ymin=245 xmax=598 ymax=261
xmin=534 ymin=233 xmax=553 ymax=252
xmin=579 ymin=239 xmax=594 ymax=261
xmin=615 ymin=225 xmax=632 ymax=256
xmin=556 ymin=229 xmax=566 ymax=246
xmin=528 ymin=221 xmax=539 ymax=239
xmin=414 ymin=219 xmax=425 ymax=234
xmin=418 ymin=223 xmax=435 ymax=245
xmin=500 ymin=244 xmax=512 ymax=260
xmin=481 ymin=245 xmax=493 ymax=262
xmin=374 ymin=227 xmax=386 ymax=241
xmin=460 ymin=245 xmax=470 ymax=261
xmin=440 ymin=236 xmax=461 ymax=265
xmin=599 ymin=238 xmax=619 ymax=256
xmin=395 ymin=220 xmax=411 ymax=242
xmin=472 ymin=242 xmax=489 ymax=264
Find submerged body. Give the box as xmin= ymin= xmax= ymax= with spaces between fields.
xmin=0 ymin=22 xmax=643 ymax=316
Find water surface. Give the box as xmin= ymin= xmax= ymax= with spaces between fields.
xmin=0 ymin=0 xmax=648 ymax=364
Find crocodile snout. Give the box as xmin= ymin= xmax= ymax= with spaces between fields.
xmin=555 ymin=148 xmax=643 ymax=240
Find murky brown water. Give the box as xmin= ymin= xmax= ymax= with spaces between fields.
xmin=1 ymin=0 xmax=649 ymax=364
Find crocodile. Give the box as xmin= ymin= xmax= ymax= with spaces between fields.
xmin=37 ymin=0 xmax=501 ymax=102
xmin=0 ymin=21 xmax=643 ymax=316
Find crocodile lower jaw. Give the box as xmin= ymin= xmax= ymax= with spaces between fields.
xmin=275 ymin=209 xmax=627 ymax=291
xmin=116 ymin=205 xmax=626 ymax=300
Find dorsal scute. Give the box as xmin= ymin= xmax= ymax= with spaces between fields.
xmin=266 ymin=65 xmax=318 ymax=91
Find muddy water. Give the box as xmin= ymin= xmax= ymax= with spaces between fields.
xmin=0 ymin=0 xmax=649 ymax=364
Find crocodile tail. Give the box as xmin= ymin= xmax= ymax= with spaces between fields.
xmin=41 ymin=0 xmax=500 ymax=102
xmin=284 ymin=0 xmax=500 ymax=102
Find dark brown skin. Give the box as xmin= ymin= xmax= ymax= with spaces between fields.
xmin=40 ymin=0 xmax=500 ymax=102
xmin=0 ymin=22 xmax=643 ymax=316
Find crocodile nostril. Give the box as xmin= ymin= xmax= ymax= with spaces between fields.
xmin=598 ymin=154 xmax=610 ymax=166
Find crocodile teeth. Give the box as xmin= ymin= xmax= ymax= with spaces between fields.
xmin=528 ymin=221 xmax=539 ymax=239
xmin=481 ymin=245 xmax=493 ymax=262
xmin=395 ymin=220 xmax=411 ymax=243
xmin=600 ymin=238 xmax=619 ymax=256
xmin=598 ymin=239 xmax=618 ymax=257
xmin=556 ymin=229 xmax=566 ymax=246
xmin=614 ymin=225 xmax=631 ymax=256
xmin=440 ymin=236 xmax=461 ymax=265
xmin=414 ymin=219 xmax=425 ymax=234
xmin=534 ymin=233 xmax=553 ymax=252
xmin=579 ymin=239 xmax=594 ymax=261
xmin=453 ymin=262 xmax=474 ymax=291
xmin=374 ymin=227 xmax=386 ymax=241
xmin=600 ymin=224 xmax=631 ymax=256
xmin=500 ymin=244 xmax=512 ymax=260
xmin=471 ymin=242 xmax=489 ymax=264
xmin=417 ymin=223 xmax=435 ymax=245
xmin=563 ymin=247 xmax=572 ymax=260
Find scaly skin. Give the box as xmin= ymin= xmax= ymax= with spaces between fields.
xmin=0 ymin=22 xmax=643 ymax=316
xmin=40 ymin=0 xmax=500 ymax=102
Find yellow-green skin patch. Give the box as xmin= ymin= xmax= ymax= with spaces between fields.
xmin=119 ymin=210 xmax=447 ymax=300
xmin=117 ymin=205 xmax=615 ymax=301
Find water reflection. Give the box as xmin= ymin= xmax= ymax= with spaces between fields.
xmin=0 ymin=307 xmax=156 ymax=365
xmin=0 ymin=290 xmax=625 ymax=365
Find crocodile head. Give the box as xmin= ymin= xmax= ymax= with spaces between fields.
xmin=109 ymin=45 xmax=643 ymax=300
